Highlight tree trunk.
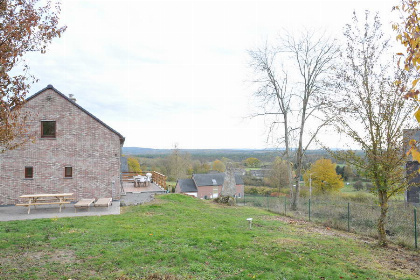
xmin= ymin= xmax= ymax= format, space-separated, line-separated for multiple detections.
xmin=377 ymin=190 xmax=389 ymax=246
xmin=291 ymin=137 xmax=304 ymax=210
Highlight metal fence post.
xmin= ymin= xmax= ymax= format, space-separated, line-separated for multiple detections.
xmin=267 ymin=195 xmax=269 ymax=210
xmin=347 ymin=202 xmax=350 ymax=232
xmin=309 ymin=198 xmax=311 ymax=221
xmin=415 ymin=208 xmax=418 ymax=249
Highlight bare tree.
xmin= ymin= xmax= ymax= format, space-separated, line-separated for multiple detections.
xmin=249 ymin=43 xmax=292 ymax=156
xmin=326 ymin=11 xmax=414 ymax=246
xmin=282 ymin=31 xmax=338 ymax=210
xmin=248 ymin=42 xmax=294 ymax=194
xmin=249 ymin=32 xmax=338 ymax=210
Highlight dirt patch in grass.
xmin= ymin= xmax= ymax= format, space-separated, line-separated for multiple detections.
xmin=0 ymin=249 xmax=79 ymax=278
xmin=269 ymin=215 xmax=420 ymax=277
xmin=15 ymin=250 xmax=77 ymax=265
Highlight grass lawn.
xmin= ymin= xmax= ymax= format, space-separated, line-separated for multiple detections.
xmin=1 ymin=194 xmax=419 ymax=279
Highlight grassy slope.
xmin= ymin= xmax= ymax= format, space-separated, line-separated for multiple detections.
xmin=0 ymin=195 xmax=419 ymax=280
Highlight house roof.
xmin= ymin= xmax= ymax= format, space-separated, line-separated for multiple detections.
xmin=26 ymin=85 xmax=125 ymax=144
xmin=192 ymin=173 xmax=244 ymax=187
xmin=177 ymin=179 xmax=197 ymax=192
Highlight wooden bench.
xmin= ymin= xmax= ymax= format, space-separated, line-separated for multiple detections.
xmin=74 ymin=198 xmax=95 ymax=212
xmin=95 ymin=197 xmax=112 ymax=208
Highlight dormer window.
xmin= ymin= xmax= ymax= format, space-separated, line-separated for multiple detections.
xmin=212 ymin=179 xmax=217 ymax=185
xmin=41 ymin=121 xmax=56 ymax=138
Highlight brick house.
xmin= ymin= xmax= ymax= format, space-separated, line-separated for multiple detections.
xmin=176 ymin=173 xmax=244 ymax=199
xmin=0 ymin=85 xmax=125 ymax=205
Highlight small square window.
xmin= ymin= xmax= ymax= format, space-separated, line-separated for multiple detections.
xmin=25 ymin=166 xmax=33 ymax=179
xmin=65 ymin=167 xmax=72 ymax=178
xmin=41 ymin=121 xmax=56 ymax=138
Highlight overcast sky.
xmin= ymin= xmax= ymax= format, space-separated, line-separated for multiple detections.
xmin=24 ymin=0 xmax=399 ymax=149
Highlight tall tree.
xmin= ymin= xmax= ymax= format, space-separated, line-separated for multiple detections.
xmin=248 ymin=32 xmax=337 ymax=210
xmin=281 ymin=31 xmax=338 ymax=210
xmin=0 ymin=0 xmax=66 ymax=152
xmin=248 ymin=43 xmax=294 ymax=194
xmin=326 ymin=11 xmax=414 ymax=246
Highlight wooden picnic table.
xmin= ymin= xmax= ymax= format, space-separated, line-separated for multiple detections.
xmin=17 ymin=193 xmax=74 ymax=214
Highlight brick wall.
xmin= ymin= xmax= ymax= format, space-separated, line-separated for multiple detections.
xmin=197 ymin=185 xmax=244 ymax=199
xmin=0 ymin=88 xmax=123 ymax=205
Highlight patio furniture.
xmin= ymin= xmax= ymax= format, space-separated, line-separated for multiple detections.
xmin=74 ymin=198 xmax=95 ymax=212
xmin=134 ymin=175 xmax=147 ymax=187
xmin=95 ymin=197 xmax=112 ymax=208
xmin=146 ymin=173 xmax=152 ymax=186
xmin=16 ymin=193 xmax=74 ymax=214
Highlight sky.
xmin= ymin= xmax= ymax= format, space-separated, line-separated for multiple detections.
xmin=24 ymin=0 xmax=400 ymax=149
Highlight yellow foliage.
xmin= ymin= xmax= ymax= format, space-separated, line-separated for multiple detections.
xmin=127 ymin=157 xmax=142 ymax=173
xmin=212 ymin=159 xmax=226 ymax=172
xmin=303 ymin=159 xmax=344 ymax=195
xmin=407 ymin=140 xmax=420 ymax=167
xmin=415 ymin=108 xmax=420 ymax=123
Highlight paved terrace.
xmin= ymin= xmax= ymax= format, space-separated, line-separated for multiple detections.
xmin=0 ymin=201 xmax=120 ymax=222
xmin=122 ymin=181 xmax=167 ymax=194
xmin=0 ymin=182 xmax=166 ymax=222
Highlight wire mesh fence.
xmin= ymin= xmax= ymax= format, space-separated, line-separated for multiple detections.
xmin=237 ymin=194 xmax=420 ymax=249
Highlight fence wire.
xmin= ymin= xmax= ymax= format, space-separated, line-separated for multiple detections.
xmin=237 ymin=194 xmax=420 ymax=249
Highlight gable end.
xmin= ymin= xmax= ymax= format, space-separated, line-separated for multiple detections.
xmin=27 ymin=85 xmax=125 ymax=144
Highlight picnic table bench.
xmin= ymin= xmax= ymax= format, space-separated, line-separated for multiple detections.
xmin=16 ymin=193 xmax=74 ymax=214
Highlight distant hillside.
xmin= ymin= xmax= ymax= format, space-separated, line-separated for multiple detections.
xmin=122 ymin=147 xmax=280 ymax=156
xmin=121 ymin=147 xmax=341 ymax=162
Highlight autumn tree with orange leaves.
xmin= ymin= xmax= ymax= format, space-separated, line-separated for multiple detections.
xmin=0 ymin=0 xmax=66 ymax=152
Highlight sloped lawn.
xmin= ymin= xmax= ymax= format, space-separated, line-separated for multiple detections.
xmin=1 ymin=194 xmax=419 ymax=279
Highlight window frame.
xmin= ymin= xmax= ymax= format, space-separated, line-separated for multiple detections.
xmin=64 ymin=166 xmax=73 ymax=178
xmin=41 ymin=120 xmax=56 ymax=138
xmin=25 ymin=166 xmax=33 ymax=179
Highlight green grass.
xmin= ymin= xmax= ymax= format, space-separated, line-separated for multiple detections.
xmin=0 ymin=194 xmax=418 ymax=279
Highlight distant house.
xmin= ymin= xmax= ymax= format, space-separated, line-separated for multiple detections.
xmin=175 ymin=173 xmax=244 ymax=199
xmin=0 ymin=85 xmax=125 ymax=205
xmin=249 ymin=169 xmax=270 ymax=179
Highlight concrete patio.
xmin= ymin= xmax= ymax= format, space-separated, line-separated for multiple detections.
xmin=122 ymin=181 xmax=167 ymax=194
xmin=0 ymin=201 xmax=120 ymax=222
xmin=0 ymin=182 xmax=167 ymax=222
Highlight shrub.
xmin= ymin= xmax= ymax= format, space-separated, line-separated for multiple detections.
xmin=353 ymin=180 xmax=364 ymax=191
xmin=243 ymin=175 xmax=265 ymax=186
xmin=244 ymin=186 xmax=259 ymax=194
xmin=347 ymin=192 xmax=373 ymax=203
xmin=257 ymin=187 xmax=273 ymax=196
